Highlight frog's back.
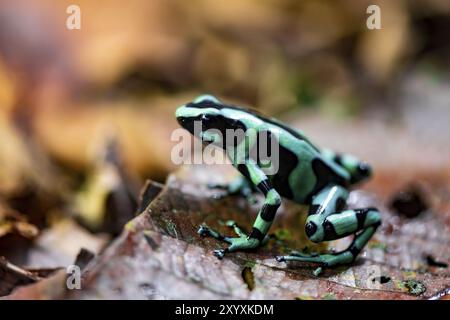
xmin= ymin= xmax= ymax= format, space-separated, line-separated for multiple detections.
xmin=264 ymin=123 xmax=349 ymax=203
xmin=220 ymin=107 xmax=350 ymax=203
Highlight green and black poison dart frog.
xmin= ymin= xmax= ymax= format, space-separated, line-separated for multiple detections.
xmin=175 ymin=95 xmax=381 ymax=274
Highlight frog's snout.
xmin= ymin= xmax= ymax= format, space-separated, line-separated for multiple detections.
xmin=175 ymin=105 xmax=186 ymax=119
xmin=175 ymin=105 xmax=191 ymax=130
xmin=175 ymin=105 xmax=191 ymax=127
xmin=176 ymin=115 xmax=186 ymax=127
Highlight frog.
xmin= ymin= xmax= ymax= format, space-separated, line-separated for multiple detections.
xmin=175 ymin=94 xmax=381 ymax=273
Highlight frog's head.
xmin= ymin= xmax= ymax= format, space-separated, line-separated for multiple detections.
xmin=176 ymin=95 xmax=229 ymax=145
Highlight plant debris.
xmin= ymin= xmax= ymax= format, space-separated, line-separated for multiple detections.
xmin=241 ymin=266 xmax=255 ymax=291
xmin=0 ymin=257 xmax=43 ymax=296
xmin=400 ymin=280 xmax=427 ymax=296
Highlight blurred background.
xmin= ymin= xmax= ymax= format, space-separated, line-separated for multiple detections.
xmin=0 ymin=0 xmax=450 ymax=275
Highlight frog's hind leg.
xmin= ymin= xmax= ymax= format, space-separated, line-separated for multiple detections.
xmin=276 ymin=184 xmax=381 ymax=272
xmin=277 ymin=224 xmax=379 ymax=274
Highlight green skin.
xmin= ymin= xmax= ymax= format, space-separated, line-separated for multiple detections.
xmin=176 ymin=95 xmax=381 ymax=274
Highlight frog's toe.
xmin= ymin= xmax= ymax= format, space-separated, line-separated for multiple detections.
xmin=207 ymin=182 xmax=227 ymax=190
xmin=212 ymin=193 xmax=226 ymax=200
xmin=275 ymin=253 xmax=325 ymax=265
xmin=213 ymin=249 xmax=228 ymax=259
xmin=197 ymin=225 xmax=211 ymax=237
xmin=197 ymin=224 xmax=231 ymax=244
xmin=289 ymin=250 xmax=319 ymax=258
xmin=313 ymin=267 xmax=324 ymax=277
xmin=225 ymin=220 xmax=236 ymax=227
xmin=288 ymin=250 xmax=305 ymax=257
xmin=207 ymin=183 xmax=229 ymax=200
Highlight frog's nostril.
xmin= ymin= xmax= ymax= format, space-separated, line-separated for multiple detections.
xmin=305 ymin=221 xmax=317 ymax=238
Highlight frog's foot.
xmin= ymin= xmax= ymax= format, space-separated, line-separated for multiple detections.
xmin=276 ymin=250 xmax=354 ymax=267
xmin=276 ymin=250 xmax=354 ymax=276
xmin=197 ymin=220 xmax=263 ymax=259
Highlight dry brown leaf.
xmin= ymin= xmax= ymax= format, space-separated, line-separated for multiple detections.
xmin=0 ymin=201 xmax=38 ymax=239
xmin=74 ymin=135 xmax=138 ymax=233
xmin=34 ymin=96 xmax=187 ymax=177
xmin=8 ymin=165 xmax=443 ymax=299
xmin=24 ymin=218 xmax=108 ymax=269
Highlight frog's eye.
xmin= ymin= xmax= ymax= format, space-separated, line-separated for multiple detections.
xmin=194 ymin=94 xmax=221 ymax=104
xmin=201 ymin=113 xmax=218 ymax=125
xmin=200 ymin=113 xmax=221 ymax=130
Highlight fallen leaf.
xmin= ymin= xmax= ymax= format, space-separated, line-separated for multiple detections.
xmin=40 ymin=165 xmax=449 ymax=300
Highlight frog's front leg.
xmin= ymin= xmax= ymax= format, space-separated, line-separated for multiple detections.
xmin=277 ymin=184 xmax=381 ymax=273
xmin=198 ymin=220 xmax=269 ymax=258
xmin=198 ymin=160 xmax=281 ymax=259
